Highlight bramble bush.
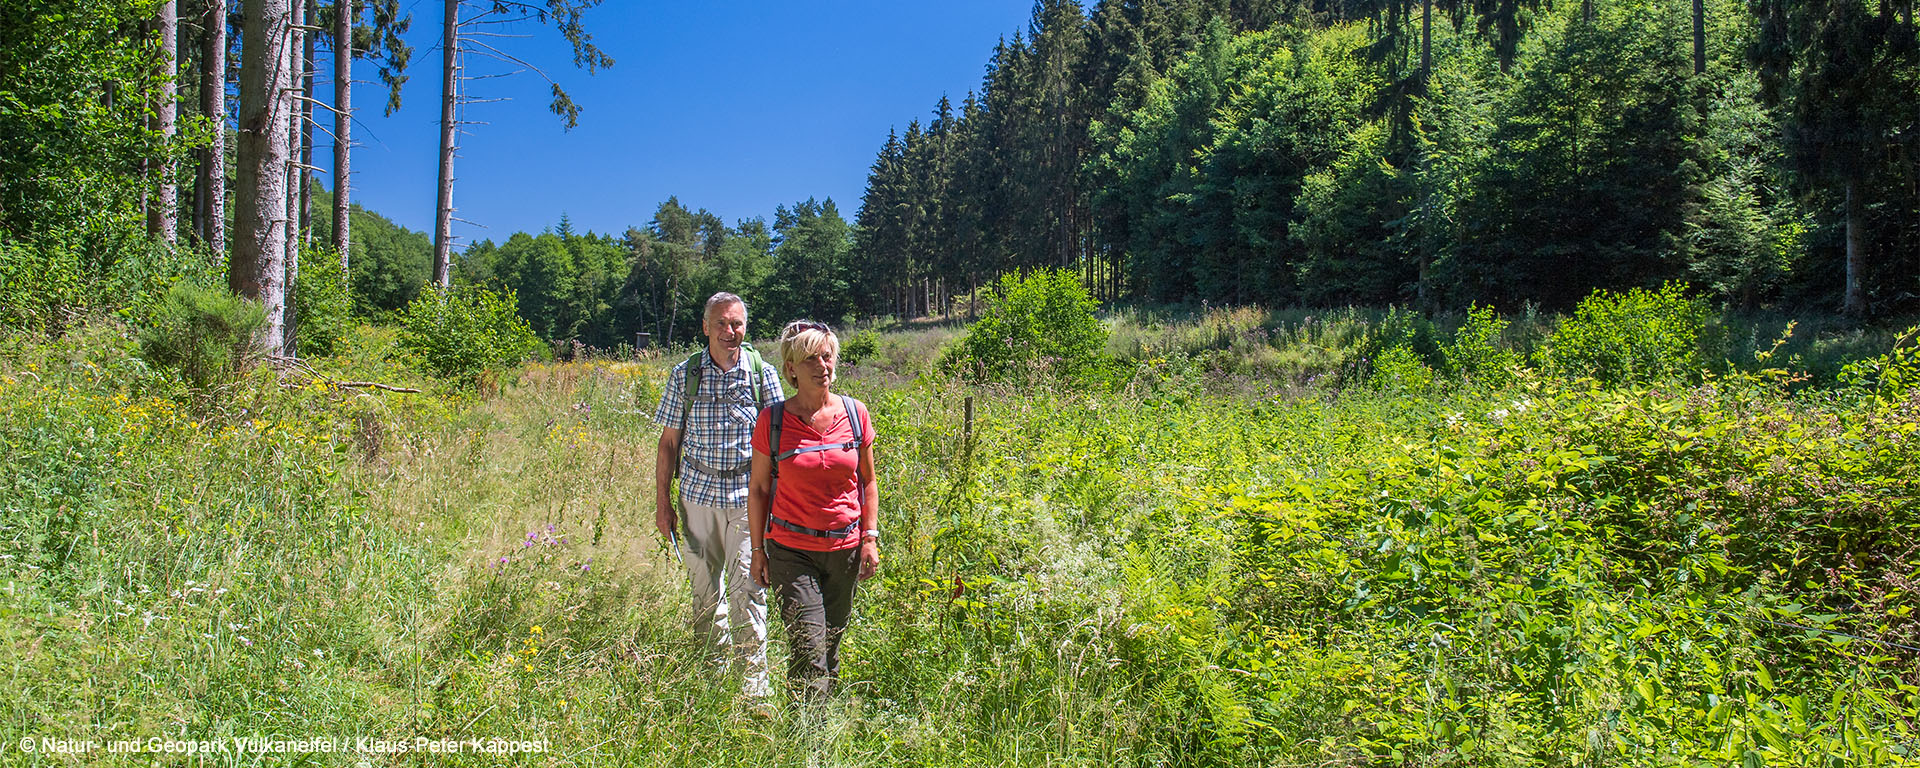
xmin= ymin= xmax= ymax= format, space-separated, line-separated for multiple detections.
xmin=941 ymin=268 xmax=1107 ymax=382
xmin=136 ymin=281 xmax=267 ymax=395
xmin=397 ymin=284 xmax=542 ymax=385
xmin=1539 ymin=282 xmax=1713 ymax=385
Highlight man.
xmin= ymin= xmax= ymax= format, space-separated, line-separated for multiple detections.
xmin=653 ymin=292 xmax=784 ymax=699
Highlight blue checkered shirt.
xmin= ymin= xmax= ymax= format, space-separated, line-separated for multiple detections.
xmin=653 ymin=350 xmax=785 ymax=508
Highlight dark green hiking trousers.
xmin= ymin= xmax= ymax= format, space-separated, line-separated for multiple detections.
xmin=765 ymin=539 xmax=860 ymax=699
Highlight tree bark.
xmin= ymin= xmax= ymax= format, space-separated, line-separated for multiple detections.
xmin=434 ymin=0 xmax=459 ymax=288
xmin=1843 ymin=174 xmax=1867 ymax=318
xmin=150 ymin=0 xmax=180 ymax=243
xmin=197 ymin=0 xmax=227 ymax=256
xmin=284 ymin=0 xmax=306 ymax=356
xmin=234 ymin=0 xmax=294 ymax=352
xmin=299 ymin=0 xmax=315 ymax=246
xmin=333 ymin=0 xmax=351 ymax=269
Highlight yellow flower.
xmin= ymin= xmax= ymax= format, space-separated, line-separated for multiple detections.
xmin=530 ymin=625 xmax=543 ymax=635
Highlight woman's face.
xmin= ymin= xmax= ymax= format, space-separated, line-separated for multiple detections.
xmin=789 ymin=345 xmax=837 ymax=392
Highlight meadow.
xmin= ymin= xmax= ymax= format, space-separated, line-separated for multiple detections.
xmin=1 ymin=294 xmax=1916 ymax=766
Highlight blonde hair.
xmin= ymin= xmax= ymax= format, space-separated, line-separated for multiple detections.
xmin=778 ymin=320 xmax=839 ymax=387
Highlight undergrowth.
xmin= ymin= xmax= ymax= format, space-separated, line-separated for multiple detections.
xmin=0 ymin=308 xmax=1915 ymax=766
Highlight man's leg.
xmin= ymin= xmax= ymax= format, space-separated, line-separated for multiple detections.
xmin=722 ymin=505 xmax=772 ymax=698
xmin=677 ymin=498 xmax=730 ymax=657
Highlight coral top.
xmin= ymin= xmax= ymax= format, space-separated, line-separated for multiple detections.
xmin=752 ymin=398 xmax=875 ymax=552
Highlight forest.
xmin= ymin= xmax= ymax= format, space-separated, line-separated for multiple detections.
xmin=6 ymin=1 xmax=1919 ymax=350
xmin=3 ymin=0 xmax=1920 ymax=765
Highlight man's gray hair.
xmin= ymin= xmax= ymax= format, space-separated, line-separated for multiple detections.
xmin=705 ymin=292 xmax=747 ymax=319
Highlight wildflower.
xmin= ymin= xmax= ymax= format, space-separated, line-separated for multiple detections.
xmin=499 ymin=556 xmax=509 ymax=565
xmin=531 ymin=625 xmax=543 ymax=635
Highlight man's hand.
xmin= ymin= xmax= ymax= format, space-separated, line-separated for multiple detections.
xmin=655 ymin=504 xmax=676 ymax=539
xmin=751 ymin=549 xmax=770 ymax=588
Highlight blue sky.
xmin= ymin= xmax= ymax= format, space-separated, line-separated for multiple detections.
xmin=321 ymin=1 xmax=1039 ymax=246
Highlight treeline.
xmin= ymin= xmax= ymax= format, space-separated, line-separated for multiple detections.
xmin=851 ymin=0 xmax=1920 ymax=317
xmin=446 ymin=197 xmax=854 ymax=348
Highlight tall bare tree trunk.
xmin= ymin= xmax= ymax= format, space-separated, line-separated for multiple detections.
xmin=433 ymin=0 xmax=459 ymax=288
xmin=299 ymin=0 xmax=315 ymax=246
xmin=283 ymin=0 xmax=306 ymax=356
xmin=1692 ymin=0 xmax=1706 ymax=74
xmin=151 ymin=1 xmax=180 ymax=243
xmin=234 ymin=0 xmax=294 ymax=352
xmin=198 ymin=0 xmax=227 ymax=257
xmin=1843 ymin=174 xmax=1867 ymax=318
xmin=333 ymin=0 xmax=351 ymax=270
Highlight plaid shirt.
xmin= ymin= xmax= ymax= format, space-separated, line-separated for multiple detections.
xmin=653 ymin=349 xmax=785 ymax=508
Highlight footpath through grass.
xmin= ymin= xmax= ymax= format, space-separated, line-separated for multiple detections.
xmin=1 ymin=320 xmax=1916 ymax=766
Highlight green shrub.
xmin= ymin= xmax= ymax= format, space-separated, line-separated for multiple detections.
xmin=1447 ymin=304 xmax=1523 ymax=387
xmin=397 ymin=284 xmax=541 ymax=384
xmin=1838 ymin=326 xmax=1920 ymax=404
xmin=839 ymin=328 xmax=879 ymax=365
xmin=941 ymin=269 xmax=1107 ymax=382
xmin=136 ymin=281 xmax=267 ymax=393
xmin=1337 ymin=307 xmax=1443 ymax=388
xmin=1539 ymin=283 xmax=1712 ymax=385
xmin=293 ymin=255 xmax=353 ymax=358
xmin=1369 ymin=344 xmax=1435 ymax=391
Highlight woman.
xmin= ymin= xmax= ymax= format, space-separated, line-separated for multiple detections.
xmin=748 ymin=320 xmax=880 ymax=699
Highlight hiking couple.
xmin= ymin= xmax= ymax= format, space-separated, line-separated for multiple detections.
xmin=651 ymin=292 xmax=880 ymax=704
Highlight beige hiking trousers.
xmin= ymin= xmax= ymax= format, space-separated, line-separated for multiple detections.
xmin=677 ymin=498 xmax=771 ymax=698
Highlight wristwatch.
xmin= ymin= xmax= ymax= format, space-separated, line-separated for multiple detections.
xmin=861 ymin=529 xmax=880 ymax=543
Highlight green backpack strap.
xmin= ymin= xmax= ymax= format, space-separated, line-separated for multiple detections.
xmin=741 ymin=343 xmax=768 ymax=407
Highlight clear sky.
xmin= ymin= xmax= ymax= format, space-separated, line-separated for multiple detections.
xmin=319 ymin=1 xmax=1040 ymax=247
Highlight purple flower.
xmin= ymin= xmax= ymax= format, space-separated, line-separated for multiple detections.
xmin=499 ymin=556 xmax=509 ymax=565
xmin=546 ymin=524 xmax=556 ymax=533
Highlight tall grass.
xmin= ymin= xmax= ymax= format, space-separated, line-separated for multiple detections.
xmin=2 ymin=314 xmax=1915 ymax=766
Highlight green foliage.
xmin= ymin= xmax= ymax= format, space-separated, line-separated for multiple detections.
xmin=293 ymin=257 xmax=353 ymax=358
xmin=136 ymin=281 xmax=267 ymax=394
xmin=1368 ymin=344 xmax=1435 ymax=391
xmin=759 ymin=198 xmax=856 ymax=329
xmin=942 ymin=269 xmax=1108 ymax=382
xmin=1540 ymin=283 xmax=1713 ymax=385
xmin=1338 ymin=307 xmax=1444 ymax=388
xmin=1839 ymin=326 xmax=1920 ymax=404
xmin=396 ymin=284 xmax=541 ymax=384
xmin=1446 ymin=304 xmax=1523 ymax=387
xmin=839 ymin=328 xmax=879 ymax=366
xmin=0 ymin=0 xmax=181 ymax=246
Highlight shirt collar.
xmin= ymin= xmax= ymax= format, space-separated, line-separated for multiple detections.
xmin=703 ymin=348 xmax=746 ymax=374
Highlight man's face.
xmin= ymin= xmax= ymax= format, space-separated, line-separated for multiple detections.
xmin=703 ymin=301 xmax=747 ymax=352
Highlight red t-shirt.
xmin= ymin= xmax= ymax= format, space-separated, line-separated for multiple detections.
xmin=752 ymin=397 xmax=875 ymax=552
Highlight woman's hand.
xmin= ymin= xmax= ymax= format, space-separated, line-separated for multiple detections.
xmin=858 ymin=540 xmax=880 ymax=581
xmin=751 ymin=548 xmax=770 ymax=588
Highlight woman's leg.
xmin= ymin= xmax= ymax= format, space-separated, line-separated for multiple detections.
xmin=766 ymin=540 xmax=832 ymax=699
xmin=817 ymin=546 xmax=860 ymax=685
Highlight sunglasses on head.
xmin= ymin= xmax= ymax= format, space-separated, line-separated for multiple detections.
xmin=789 ymin=321 xmax=831 ymax=336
